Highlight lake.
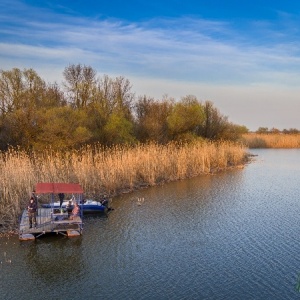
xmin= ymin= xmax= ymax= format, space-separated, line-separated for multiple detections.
xmin=1 ymin=149 xmax=300 ymax=299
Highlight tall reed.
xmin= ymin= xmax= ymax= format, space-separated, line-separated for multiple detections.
xmin=241 ymin=133 xmax=300 ymax=148
xmin=0 ymin=141 xmax=248 ymax=233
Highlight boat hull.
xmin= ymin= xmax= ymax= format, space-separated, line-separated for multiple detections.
xmin=41 ymin=200 xmax=107 ymax=213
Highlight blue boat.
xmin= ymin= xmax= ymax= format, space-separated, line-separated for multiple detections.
xmin=41 ymin=199 xmax=108 ymax=213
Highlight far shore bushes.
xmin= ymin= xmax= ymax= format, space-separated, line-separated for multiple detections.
xmin=241 ymin=133 xmax=300 ymax=148
xmin=0 ymin=141 xmax=248 ymax=234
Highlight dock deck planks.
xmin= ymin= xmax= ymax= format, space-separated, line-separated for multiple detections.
xmin=19 ymin=208 xmax=83 ymax=240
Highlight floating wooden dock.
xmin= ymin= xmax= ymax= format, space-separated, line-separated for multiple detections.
xmin=19 ymin=208 xmax=83 ymax=241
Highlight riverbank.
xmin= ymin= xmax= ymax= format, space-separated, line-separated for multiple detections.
xmin=241 ymin=133 xmax=300 ymax=148
xmin=0 ymin=141 xmax=248 ymax=234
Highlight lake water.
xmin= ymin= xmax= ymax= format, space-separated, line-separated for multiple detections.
xmin=1 ymin=149 xmax=300 ymax=299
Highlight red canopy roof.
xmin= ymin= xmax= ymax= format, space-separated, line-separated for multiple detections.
xmin=35 ymin=183 xmax=84 ymax=194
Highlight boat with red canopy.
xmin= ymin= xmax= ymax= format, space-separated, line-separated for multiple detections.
xmin=19 ymin=182 xmax=84 ymax=240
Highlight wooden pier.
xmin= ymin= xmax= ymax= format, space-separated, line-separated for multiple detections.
xmin=19 ymin=207 xmax=83 ymax=241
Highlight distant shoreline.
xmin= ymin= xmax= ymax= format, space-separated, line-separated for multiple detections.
xmin=241 ymin=133 xmax=300 ymax=148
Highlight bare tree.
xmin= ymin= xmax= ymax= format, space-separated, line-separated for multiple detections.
xmin=0 ymin=68 xmax=24 ymax=114
xmin=198 ymin=100 xmax=229 ymax=139
xmin=135 ymin=96 xmax=173 ymax=143
xmin=63 ymin=64 xmax=97 ymax=108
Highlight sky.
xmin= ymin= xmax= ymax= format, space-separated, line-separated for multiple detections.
xmin=1 ymin=0 xmax=300 ymax=131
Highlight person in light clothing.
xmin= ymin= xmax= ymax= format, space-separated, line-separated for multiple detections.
xmin=70 ymin=202 xmax=80 ymax=219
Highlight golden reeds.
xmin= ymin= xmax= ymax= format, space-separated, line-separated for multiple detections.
xmin=241 ymin=133 xmax=300 ymax=148
xmin=0 ymin=141 xmax=248 ymax=233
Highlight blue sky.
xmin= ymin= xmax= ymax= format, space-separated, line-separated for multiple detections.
xmin=1 ymin=0 xmax=300 ymax=130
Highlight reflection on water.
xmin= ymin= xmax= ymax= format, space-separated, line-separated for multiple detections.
xmin=2 ymin=149 xmax=300 ymax=299
xmin=21 ymin=236 xmax=83 ymax=283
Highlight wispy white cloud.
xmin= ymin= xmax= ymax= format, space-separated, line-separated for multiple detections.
xmin=1 ymin=0 xmax=300 ymax=129
xmin=1 ymin=5 xmax=300 ymax=84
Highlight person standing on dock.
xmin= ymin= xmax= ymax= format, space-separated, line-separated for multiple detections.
xmin=32 ymin=190 xmax=38 ymax=216
xmin=27 ymin=197 xmax=37 ymax=228
xmin=58 ymin=193 xmax=65 ymax=208
xmin=66 ymin=200 xmax=73 ymax=217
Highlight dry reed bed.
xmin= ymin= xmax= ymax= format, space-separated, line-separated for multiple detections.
xmin=242 ymin=134 xmax=300 ymax=148
xmin=0 ymin=141 xmax=248 ymax=233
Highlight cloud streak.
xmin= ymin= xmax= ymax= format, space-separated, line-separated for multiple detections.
xmin=1 ymin=1 xmax=300 ymax=81
xmin=1 ymin=0 xmax=300 ymax=129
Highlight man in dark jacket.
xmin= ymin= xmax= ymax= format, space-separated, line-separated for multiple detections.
xmin=32 ymin=190 xmax=38 ymax=216
xmin=27 ymin=197 xmax=37 ymax=228
xmin=58 ymin=193 xmax=65 ymax=208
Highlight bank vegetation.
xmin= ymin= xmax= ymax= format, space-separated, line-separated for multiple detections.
xmin=0 ymin=141 xmax=247 ymax=233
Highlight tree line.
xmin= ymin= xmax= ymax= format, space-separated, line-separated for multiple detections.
xmin=0 ymin=64 xmax=248 ymax=151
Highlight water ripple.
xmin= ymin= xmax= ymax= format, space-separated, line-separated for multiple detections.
xmin=2 ymin=150 xmax=300 ymax=299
